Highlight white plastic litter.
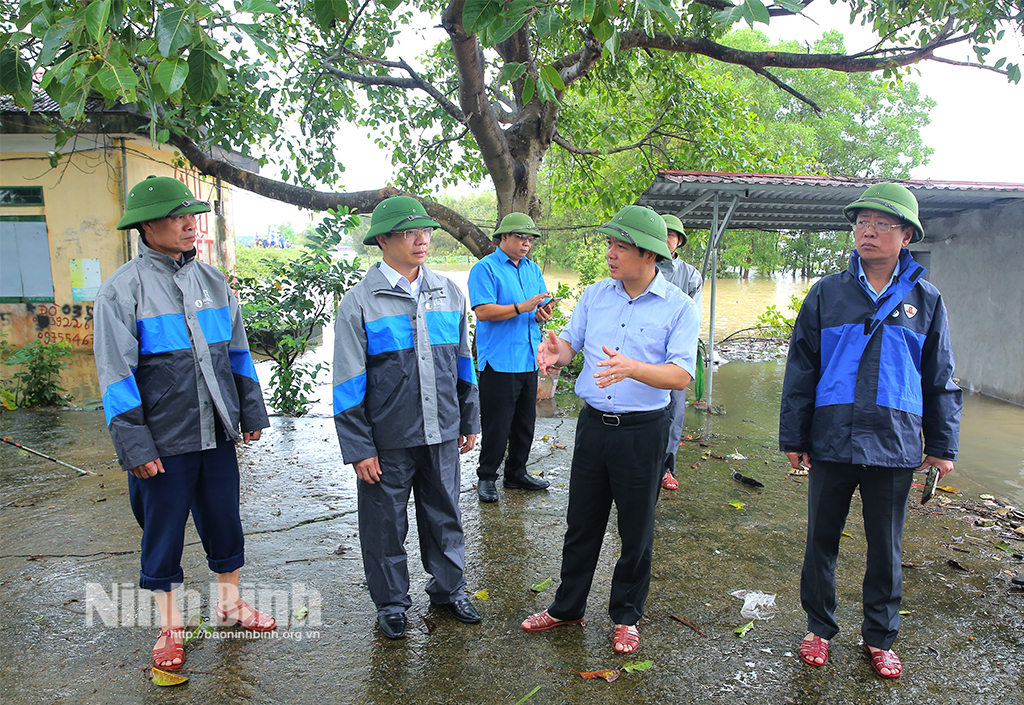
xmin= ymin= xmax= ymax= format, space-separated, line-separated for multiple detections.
xmin=730 ymin=590 xmax=778 ymax=620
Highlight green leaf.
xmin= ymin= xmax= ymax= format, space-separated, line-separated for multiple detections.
xmin=1008 ymin=63 xmax=1021 ymax=84
xmin=535 ymin=10 xmax=562 ymax=37
xmin=238 ymin=24 xmax=279 ymax=60
xmin=570 ymin=0 xmax=596 ymax=21
xmin=605 ymin=27 xmax=619 ymax=61
xmin=775 ymin=0 xmax=805 ymax=11
xmin=0 ymin=48 xmax=33 ymax=93
xmin=239 ymin=0 xmax=283 ymax=14
xmin=185 ymin=50 xmax=219 ymax=103
xmin=728 ymin=500 xmax=745 ymax=509
xmin=590 ymin=19 xmax=612 ymax=43
xmin=541 ymin=64 xmax=564 ymax=91
xmin=59 ymin=85 xmax=88 ymax=120
xmin=38 ymin=18 xmax=76 ymax=68
xmin=313 ymin=0 xmax=349 ymax=32
xmin=84 ymin=0 xmax=111 ymax=43
xmin=492 ymin=13 xmax=530 ymax=44
xmin=535 ymin=76 xmax=556 ymax=103
xmin=380 ymin=0 xmax=403 ymax=9
xmin=622 ymin=659 xmax=654 ymax=673
xmin=747 ymin=0 xmax=770 ymax=24
xmin=98 ymin=64 xmax=138 ymax=99
xmin=499 ymin=61 xmax=527 ymax=85
xmin=734 ymin=620 xmax=754 ymax=637
xmin=156 ymin=8 xmax=192 ymax=57
xmin=154 ymin=56 xmax=189 ymax=95
xmin=463 ymin=0 xmax=498 ymax=34
xmin=530 ymin=577 xmax=553 ymax=592
xmin=521 ymin=75 xmax=535 ymax=103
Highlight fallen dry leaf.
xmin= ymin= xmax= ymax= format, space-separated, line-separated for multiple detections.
xmin=150 ymin=667 xmax=188 ymax=686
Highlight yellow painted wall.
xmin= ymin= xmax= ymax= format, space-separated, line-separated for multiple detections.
xmin=1 ymin=133 xmax=235 ymax=403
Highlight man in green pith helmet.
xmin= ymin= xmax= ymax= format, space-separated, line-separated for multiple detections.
xmin=657 ymin=213 xmax=704 ymax=491
xmin=94 ymin=175 xmax=274 ymax=673
xmin=468 ymin=213 xmax=553 ymax=503
xmin=780 ymin=182 xmax=961 ymax=679
xmin=521 ymin=205 xmax=699 ymax=655
xmin=332 ymin=195 xmax=482 ymax=640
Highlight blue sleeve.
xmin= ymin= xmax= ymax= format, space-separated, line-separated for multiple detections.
xmin=468 ymin=259 xmax=497 ymax=308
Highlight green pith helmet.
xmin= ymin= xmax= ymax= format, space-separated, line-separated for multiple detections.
xmin=492 ymin=212 xmax=542 ymax=242
xmin=116 ymin=175 xmax=211 ymax=230
xmin=597 ymin=205 xmax=671 ymax=260
xmin=363 ymin=196 xmax=441 ymax=246
xmin=661 ymin=213 xmax=688 ymax=248
xmin=843 ymin=182 xmax=924 ymax=243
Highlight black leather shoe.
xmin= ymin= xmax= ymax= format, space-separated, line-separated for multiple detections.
xmin=477 ymin=480 xmax=498 ymax=502
xmin=437 ymin=598 xmax=482 ymax=624
xmin=504 ymin=473 xmax=550 ymax=491
xmin=377 ymin=613 xmax=407 ymax=639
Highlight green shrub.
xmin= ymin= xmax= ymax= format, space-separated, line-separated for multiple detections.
xmin=1 ymin=337 xmax=73 ymax=408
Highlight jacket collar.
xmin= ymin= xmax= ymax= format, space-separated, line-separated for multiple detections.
xmin=138 ymin=236 xmax=196 ymax=273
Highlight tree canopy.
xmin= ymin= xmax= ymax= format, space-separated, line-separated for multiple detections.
xmin=2 ymin=0 xmax=1021 ymax=256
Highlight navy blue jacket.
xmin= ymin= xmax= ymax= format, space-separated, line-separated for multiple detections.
xmin=779 ymin=250 xmax=961 ymax=468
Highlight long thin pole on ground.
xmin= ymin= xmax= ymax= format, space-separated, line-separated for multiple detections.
xmin=1 ymin=437 xmax=96 ymax=476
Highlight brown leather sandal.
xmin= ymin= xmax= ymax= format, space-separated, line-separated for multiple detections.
xmin=521 ymin=610 xmax=583 ymax=632
xmin=799 ymin=634 xmax=829 ymax=667
xmin=612 ymin=624 xmax=640 ymax=654
xmin=152 ymin=627 xmax=186 ymax=670
xmin=216 ymin=600 xmax=276 ymax=631
xmin=863 ymin=642 xmax=902 ymax=678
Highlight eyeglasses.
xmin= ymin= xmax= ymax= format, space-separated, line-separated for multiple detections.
xmin=510 ymin=233 xmax=537 ymax=242
xmin=393 ymin=227 xmax=434 ymax=240
xmin=853 ymin=221 xmax=905 ymax=234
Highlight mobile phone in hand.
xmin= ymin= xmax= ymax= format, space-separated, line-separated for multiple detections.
xmin=921 ymin=466 xmax=939 ymax=504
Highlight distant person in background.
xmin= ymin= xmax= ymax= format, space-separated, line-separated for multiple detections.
xmin=779 ymin=183 xmax=961 ymax=679
xmin=469 ymin=213 xmax=553 ymax=503
xmin=657 ymin=214 xmax=703 ymax=491
xmin=333 ymin=195 xmax=481 ymax=640
xmin=522 ymin=205 xmax=699 ymax=655
xmin=94 ymin=175 xmax=274 ymax=672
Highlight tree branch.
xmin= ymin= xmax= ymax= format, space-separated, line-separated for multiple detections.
xmin=324 ymin=54 xmax=466 ymax=123
xmin=441 ymin=0 xmax=515 ymax=207
xmin=552 ymin=121 xmax=668 ymax=156
xmin=618 ymin=30 xmax=949 ymax=73
xmin=750 ymin=66 xmax=822 ymax=114
xmin=165 ymin=132 xmax=492 ymax=257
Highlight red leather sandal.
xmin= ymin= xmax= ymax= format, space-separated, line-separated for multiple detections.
xmin=152 ymin=627 xmax=186 ymax=670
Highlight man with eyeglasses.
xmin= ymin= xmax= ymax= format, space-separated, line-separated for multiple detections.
xmin=468 ymin=213 xmax=554 ymax=503
xmin=333 ymin=195 xmax=482 ymax=640
xmin=780 ymin=183 xmax=961 ymax=679
xmin=521 ymin=205 xmax=698 ymax=655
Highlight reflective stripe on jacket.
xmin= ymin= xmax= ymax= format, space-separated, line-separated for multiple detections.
xmin=779 ymin=250 xmax=961 ymax=467
xmin=332 ymin=263 xmax=480 ymax=465
xmin=93 ymin=239 xmax=268 ymax=470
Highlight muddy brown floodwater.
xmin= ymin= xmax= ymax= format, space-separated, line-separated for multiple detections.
xmin=0 ymin=360 xmax=1021 ymax=704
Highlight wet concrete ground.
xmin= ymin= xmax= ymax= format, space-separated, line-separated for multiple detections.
xmin=1 ymin=385 xmax=1021 ymax=704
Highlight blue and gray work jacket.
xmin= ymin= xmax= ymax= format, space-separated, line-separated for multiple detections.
xmin=93 ymin=239 xmax=268 ymax=470
xmin=779 ymin=250 xmax=961 ymax=468
xmin=332 ymin=263 xmax=480 ymax=465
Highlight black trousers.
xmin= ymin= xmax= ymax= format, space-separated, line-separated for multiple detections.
xmin=801 ymin=459 xmax=914 ymax=650
xmin=476 ymin=365 xmax=538 ymax=482
xmin=547 ymin=404 xmax=669 ymax=626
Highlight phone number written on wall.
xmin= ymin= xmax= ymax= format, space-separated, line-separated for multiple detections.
xmin=28 ymin=303 xmax=94 ymax=347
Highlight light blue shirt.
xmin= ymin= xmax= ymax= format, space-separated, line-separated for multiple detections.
xmin=560 ymin=272 xmax=699 ymax=413
xmin=378 ymin=259 xmax=424 ymax=299
xmin=469 ymin=248 xmax=548 ymax=373
xmin=856 ymin=258 xmax=898 ymax=303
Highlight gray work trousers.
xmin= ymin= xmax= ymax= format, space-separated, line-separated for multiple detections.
xmin=664 ymin=388 xmax=686 ymax=472
xmin=357 ymin=440 xmax=468 ymax=616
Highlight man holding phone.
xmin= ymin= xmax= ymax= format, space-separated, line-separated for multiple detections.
xmin=469 ymin=213 xmax=553 ymax=503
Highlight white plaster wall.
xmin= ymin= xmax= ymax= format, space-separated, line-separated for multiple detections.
xmin=913 ymin=200 xmax=1024 ymax=405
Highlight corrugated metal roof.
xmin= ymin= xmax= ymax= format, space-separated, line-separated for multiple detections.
xmin=636 ymin=171 xmax=1024 ymax=237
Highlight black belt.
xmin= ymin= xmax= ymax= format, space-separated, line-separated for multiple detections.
xmin=583 ymin=404 xmax=668 ymax=427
